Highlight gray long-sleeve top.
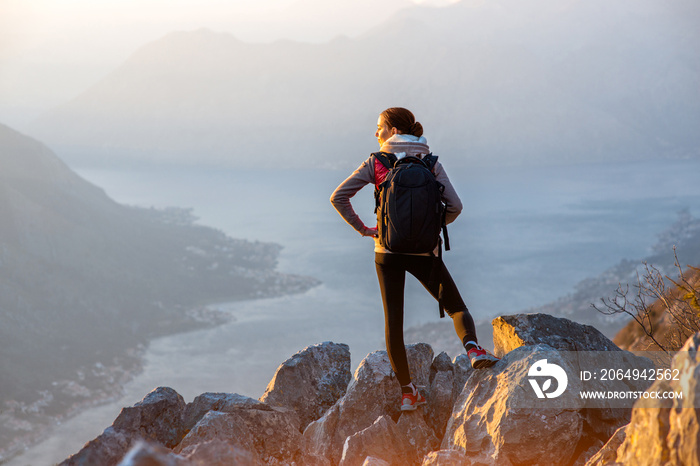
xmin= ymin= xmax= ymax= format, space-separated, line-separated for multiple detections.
xmin=330 ymin=153 xmax=463 ymax=254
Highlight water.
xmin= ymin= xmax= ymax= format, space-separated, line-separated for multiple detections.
xmin=7 ymin=158 xmax=700 ymax=465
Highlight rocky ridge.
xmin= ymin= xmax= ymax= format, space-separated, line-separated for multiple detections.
xmin=58 ymin=313 xmax=700 ymax=466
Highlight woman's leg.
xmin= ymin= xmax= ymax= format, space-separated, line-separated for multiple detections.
xmin=406 ymin=256 xmax=478 ymax=346
xmin=375 ymin=253 xmax=412 ymax=386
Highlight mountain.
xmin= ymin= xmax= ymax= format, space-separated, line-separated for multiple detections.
xmin=28 ymin=0 xmax=700 ymax=169
xmin=0 ymin=123 xmax=318 ymax=457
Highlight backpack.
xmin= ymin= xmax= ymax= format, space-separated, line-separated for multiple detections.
xmin=373 ymin=152 xmax=450 ymax=255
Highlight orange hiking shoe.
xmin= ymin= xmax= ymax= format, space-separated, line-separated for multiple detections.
xmin=467 ymin=345 xmax=500 ymax=369
xmin=400 ymin=385 xmax=427 ymax=411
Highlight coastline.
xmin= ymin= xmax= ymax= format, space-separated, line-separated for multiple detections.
xmin=0 ymin=289 xmax=318 ymax=465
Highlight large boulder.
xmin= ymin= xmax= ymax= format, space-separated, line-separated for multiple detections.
xmin=395 ymin=411 xmax=440 ymax=463
xmin=614 ymin=332 xmax=700 ymax=466
xmin=260 ymin=341 xmax=352 ymax=430
xmin=175 ymin=411 xmax=258 ymax=459
xmin=584 ymin=424 xmax=627 ymax=466
xmin=339 ymin=415 xmax=412 ymax=466
xmin=491 ymin=313 xmax=655 ymax=441
xmin=492 ymin=313 xmax=621 ymax=356
xmin=111 ymin=387 xmax=187 ymax=448
xmin=338 ymin=412 xmax=439 ymax=466
xmin=177 ymin=404 xmax=301 ymax=464
xmin=303 ymin=343 xmax=434 ymax=465
xmin=443 ymin=344 xmax=585 ymax=466
xmin=180 ymin=439 xmax=259 ymax=466
xmin=425 ymin=352 xmax=455 ymax=440
xmin=60 ymin=387 xmax=187 ymax=466
xmin=60 ymin=427 xmax=134 ymax=466
xmin=117 ymin=441 xmax=187 ymax=466
xmin=421 ymin=449 xmax=469 ymax=465
xmin=441 ymin=313 xmax=666 ymax=465
xmin=451 ymin=354 xmax=473 ymax=400
xmin=182 ymin=392 xmax=272 ymax=431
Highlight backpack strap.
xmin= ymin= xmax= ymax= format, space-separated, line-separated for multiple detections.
xmin=422 ymin=153 xmax=439 ymax=171
xmin=372 ymin=152 xmax=396 ymax=213
xmin=372 ymin=151 xmax=396 ymax=170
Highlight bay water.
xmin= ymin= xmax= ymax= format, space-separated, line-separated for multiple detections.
xmin=7 ymin=158 xmax=700 ymax=465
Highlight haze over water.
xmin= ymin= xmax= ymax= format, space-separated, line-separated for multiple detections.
xmin=7 ymin=157 xmax=700 ymax=466
xmin=2 ymin=1 xmax=699 ymax=464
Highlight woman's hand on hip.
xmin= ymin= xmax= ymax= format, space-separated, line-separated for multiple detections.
xmin=362 ymin=226 xmax=378 ymax=237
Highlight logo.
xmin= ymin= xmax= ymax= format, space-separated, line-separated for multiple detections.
xmin=528 ymin=359 xmax=568 ymax=399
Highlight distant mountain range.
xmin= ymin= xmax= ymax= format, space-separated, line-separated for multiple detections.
xmin=0 ymin=123 xmax=318 ymax=458
xmin=27 ymin=0 xmax=700 ymax=169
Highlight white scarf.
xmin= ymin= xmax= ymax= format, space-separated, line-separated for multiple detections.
xmin=379 ymin=134 xmax=430 ymax=159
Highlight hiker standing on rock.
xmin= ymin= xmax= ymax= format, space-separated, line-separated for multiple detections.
xmin=330 ymin=107 xmax=499 ymax=411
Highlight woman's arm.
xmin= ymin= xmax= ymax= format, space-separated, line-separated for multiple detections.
xmin=433 ymin=162 xmax=463 ymax=225
xmin=330 ymin=157 xmax=377 ymax=236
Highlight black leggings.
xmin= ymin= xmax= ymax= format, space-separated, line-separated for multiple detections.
xmin=375 ymin=252 xmax=478 ymax=386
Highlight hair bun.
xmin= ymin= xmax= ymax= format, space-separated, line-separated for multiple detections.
xmin=411 ymin=122 xmax=424 ymax=137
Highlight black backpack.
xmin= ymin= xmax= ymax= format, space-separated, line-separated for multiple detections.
xmin=373 ymin=152 xmax=450 ymax=255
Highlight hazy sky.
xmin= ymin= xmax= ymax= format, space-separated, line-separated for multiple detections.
xmin=0 ymin=0 xmax=460 ymax=126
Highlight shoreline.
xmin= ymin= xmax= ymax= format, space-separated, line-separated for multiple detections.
xmin=0 ymin=299 xmax=280 ymax=465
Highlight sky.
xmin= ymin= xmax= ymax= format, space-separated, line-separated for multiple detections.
xmin=0 ymin=0 xmax=460 ymax=126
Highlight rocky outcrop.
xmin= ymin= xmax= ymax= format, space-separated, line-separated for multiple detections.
xmin=421 ymin=449 xmax=469 ymax=465
xmin=175 ymin=411 xmax=259 ymax=460
xmin=303 ymin=343 xmax=434 ymax=464
xmin=492 ymin=313 xmax=621 ymax=356
xmin=117 ymin=441 xmax=186 ymax=466
xmin=609 ymin=332 xmax=700 ymax=466
xmin=584 ymin=425 xmax=627 ymax=466
xmin=260 ymin=341 xmax=351 ymax=430
xmin=61 ymin=387 xmax=187 ymax=466
xmin=181 ymin=392 xmax=272 ymax=432
xmin=180 ymin=405 xmax=301 ymax=464
xmin=442 ymin=314 xmax=656 ymax=466
xmin=59 ymin=317 xmax=700 ymax=466
xmin=444 ymin=344 xmax=585 ymax=465
xmin=339 ymin=415 xmax=413 ymax=466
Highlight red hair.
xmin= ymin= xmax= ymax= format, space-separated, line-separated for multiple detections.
xmin=380 ymin=107 xmax=423 ymax=137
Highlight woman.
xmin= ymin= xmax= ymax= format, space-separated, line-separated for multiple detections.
xmin=330 ymin=107 xmax=499 ymax=411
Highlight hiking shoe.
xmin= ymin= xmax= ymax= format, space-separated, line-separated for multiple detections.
xmin=400 ymin=389 xmax=427 ymax=411
xmin=467 ymin=345 xmax=500 ymax=369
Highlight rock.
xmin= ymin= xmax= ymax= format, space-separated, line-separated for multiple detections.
xmin=426 ymin=352 xmax=455 ymax=440
xmin=615 ymin=332 xmax=700 ymax=466
xmin=493 ymin=313 xmax=655 ymax=443
xmin=180 ymin=439 xmax=259 ymax=466
xmin=362 ymin=457 xmax=390 ymax=466
xmin=303 ymin=403 xmax=342 ymax=463
xmin=584 ymin=424 xmax=626 ymax=466
xmin=571 ymin=439 xmax=604 ymax=466
xmin=182 ymin=392 xmax=271 ymax=431
xmin=60 ymin=427 xmax=133 ymax=466
xmin=451 ymin=354 xmax=473 ymax=400
xmin=396 ymin=411 xmax=440 ymax=463
xmin=112 ymin=387 xmax=187 ymax=448
xmin=117 ymin=441 xmax=187 ymax=466
xmin=339 ymin=415 xmax=411 ymax=466
xmin=300 ymin=452 xmax=333 ymax=466
xmin=60 ymin=387 xmax=187 ymax=466
xmin=260 ymin=341 xmax=352 ymax=430
xmin=304 ymin=344 xmax=434 ymax=465
xmin=177 ymin=403 xmax=302 ymax=464
xmin=175 ymin=411 xmax=258 ymax=460
xmin=227 ymin=405 xmax=302 ymax=463
xmin=443 ymin=345 xmax=585 ymax=466
xmin=421 ymin=449 xmax=470 ymax=465
xmin=492 ymin=313 xmax=621 ymax=356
